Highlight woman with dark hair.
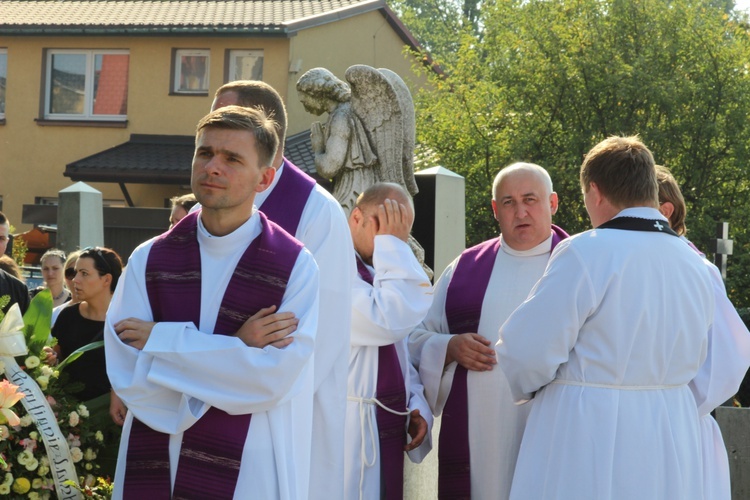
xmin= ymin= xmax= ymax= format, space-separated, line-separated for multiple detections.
xmin=52 ymin=247 xmax=123 ymax=401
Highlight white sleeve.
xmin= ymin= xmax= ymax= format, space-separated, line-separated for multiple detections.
xmin=689 ymin=262 xmax=750 ymax=415
xmin=497 ymin=242 xmax=595 ymax=403
xmin=142 ymin=249 xmax=319 ymax=415
xmin=407 ymin=260 xmax=457 ymax=416
xmin=351 ymin=235 xmax=433 ymax=347
xmin=105 ymin=240 xmax=205 ymax=434
xmin=298 ymin=192 xmax=355 ymax=392
xmin=405 ymin=343 xmax=434 ymax=464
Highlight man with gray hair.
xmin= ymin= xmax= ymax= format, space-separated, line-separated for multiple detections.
xmin=409 ymin=162 xmax=568 ymax=499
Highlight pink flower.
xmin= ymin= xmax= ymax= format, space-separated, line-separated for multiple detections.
xmin=0 ymin=381 xmax=24 ymax=427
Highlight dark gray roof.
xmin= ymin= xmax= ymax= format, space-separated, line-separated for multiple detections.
xmin=64 ymin=132 xmax=321 ymax=184
xmin=0 ymin=0 xmax=386 ymax=36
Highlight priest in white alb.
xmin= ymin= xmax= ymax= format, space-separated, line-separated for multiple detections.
xmin=105 ymin=106 xmax=319 ymax=500
xmin=497 ymin=136 xmax=715 ymax=499
xmin=345 ymin=182 xmax=433 ymax=500
xmin=408 ymin=163 xmax=568 ymax=499
xmin=211 ymin=81 xmax=354 ymax=500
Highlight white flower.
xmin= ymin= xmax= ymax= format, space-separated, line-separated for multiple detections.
xmin=68 ymin=411 xmax=79 ymax=427
xmin=2 ymin=473 xmax=12 ymax=486
xmin=28 ymin=492 xmax=40 ymax=500
xmin=77 ymin=405 xmax=89 ymax=418
xmin=31 ymin=478 xmax=42 ymax=489
xmin=70 ymin=447 xmax=83 ymax=463
xmin=83 ymin=448 xmax=96 ymax=461
xmin=19 ymin=415 xmax=32 ymax=427
xmin=84 ymin=463 xmax=92 ymax=471
xmin=25 ymin=458 xmax=38 ymax=471
xmin=35 ymin=376 xmax=48 ymax=391
xmin=17 ymin=450 xmax=33 ymax=465
xmin=0 ymin=425 xmax=9 ymax=440
xmin=94 ymin=431 xmax=104 ymax=442
xmin=29 ymin=432 xmax=38 ymax=441
xmin=84 ymin=475 xmax=95 ymax=487
xmin=40 ymin=456 xmax=48 ymax=467
xmin=36 ymin=465 xmax=49 ymax=476
xmin=39 ymin=366 xmax=53 ymax=378
xmin=24 ymin=356 xmax=40 ymax=369
xmin=0 ymin=484 xmax=9 ymax=495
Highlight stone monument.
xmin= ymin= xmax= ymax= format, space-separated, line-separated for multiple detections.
xmin=297 ymin=65 xmax=431 ymax=277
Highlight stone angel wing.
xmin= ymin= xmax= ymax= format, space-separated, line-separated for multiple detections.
xmin=345 ymin=65 xmax=417 ymax=195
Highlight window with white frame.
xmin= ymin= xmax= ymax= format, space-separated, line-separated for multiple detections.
xmin=44 ymin=49 xmax=129 ymax=120
xmin=173 ymin=49 xmax=210 ymax=94
xmin=0 ymin=49 xmax=7 ymax=119
xmin=227 ymin=50 xmax=263 ymax=82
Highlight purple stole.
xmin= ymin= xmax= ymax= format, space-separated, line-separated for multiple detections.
xmin=356 ymin=257 xmax=407 ymax=499
xmin=123 ymin=210 xmax=303 ymax=500
xmin=439 ymin=225 xmax=568 ymax=499
xmin=258 ymin=158 xmax=316 ymax=236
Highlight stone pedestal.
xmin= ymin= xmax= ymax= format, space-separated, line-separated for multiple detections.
xmin=413 ymin=166 xmax=465 ymax=280
xmin=716 ymin=406 xmax=750 ymax=499
xmin=57 ymin=182 xmax=104 ymax=252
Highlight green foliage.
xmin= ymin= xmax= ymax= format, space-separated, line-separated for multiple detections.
xmin=57 ymin=342 xmax=104 ymax=372
xmin=405 ymin=0 xmax=750 ymax=306
xmin=23 ymin=290 xmax=53 ymax=354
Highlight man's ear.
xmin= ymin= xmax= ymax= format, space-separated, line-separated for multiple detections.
xmin=255 ymin=166 xmax=276 ymax=193
xmin=491 ymin=199 xmax=499 ymax=221
xmin=549 ymin=192 xmax=559 ymax=215
xmin=659 ymin=201 xmax=674 ymax=220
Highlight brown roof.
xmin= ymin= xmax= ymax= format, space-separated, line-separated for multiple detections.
xmin=0 ymin=0 xmax=385 ymax=36
xmin=64 ymin=132 xmax=322 ymax=184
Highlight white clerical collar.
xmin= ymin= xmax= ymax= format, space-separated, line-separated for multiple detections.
xmin=197 ymin=208 xmax=262 ymax=254
xmin=612 ymin=206 xmax=668 ymax=222
xmin=253 ymin=161 xmax=285 ymax=207
xmin=500 ymin=231 xmax=553 ymax=257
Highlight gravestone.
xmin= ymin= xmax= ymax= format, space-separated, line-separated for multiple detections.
xmin=57 ymin=182 xmax=104 ymax=252
xmin=715 ymin=406 xmax=750 ymax=499
xmin=412 ymin=166 xmax=466 ymax=280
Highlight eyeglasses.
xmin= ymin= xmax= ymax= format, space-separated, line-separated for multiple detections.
xmin=64 ymin=268 xmax=76 ymax=280
xmin=81 ymin=246 xmax=112 ymax=275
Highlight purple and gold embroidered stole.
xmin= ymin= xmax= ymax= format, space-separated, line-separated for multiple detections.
xmin=123 ymin=211 xmax=303 ymax=500
xmin=258 ymin=158 xmax=316 ymax=237
xmin=439 ymin=225 xmax=568 ymax=499
xmin=356 ymin=257 xmax=408 ymax=499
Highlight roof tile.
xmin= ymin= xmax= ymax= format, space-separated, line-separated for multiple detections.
xmin=0 ymin=0 xmax=375 ymax=32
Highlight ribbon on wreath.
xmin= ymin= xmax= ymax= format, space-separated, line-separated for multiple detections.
xmin=0 ymin=303 xmax=81 ymax=500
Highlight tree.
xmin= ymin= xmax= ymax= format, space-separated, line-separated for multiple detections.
xmin=405 ymin=0 xmax=750 ymax=306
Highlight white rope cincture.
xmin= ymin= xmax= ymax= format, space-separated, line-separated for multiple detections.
xmin=550 ymin=379 xmax=684 ymax=390
xmin=348 ymin=396 xmax=410 ymax=500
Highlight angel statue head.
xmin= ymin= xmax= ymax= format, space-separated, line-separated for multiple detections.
xmin=296 ymin=68 xmax=352 ymax=115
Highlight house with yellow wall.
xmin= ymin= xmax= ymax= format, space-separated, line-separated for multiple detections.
xmin=0 ymin=0 xmax=426 ymax=234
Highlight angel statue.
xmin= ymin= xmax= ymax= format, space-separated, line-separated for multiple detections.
xmin=296 ymin=65 xmax=419 ymax=214
xmin=297 ymin=65 xmax=432 ymax=278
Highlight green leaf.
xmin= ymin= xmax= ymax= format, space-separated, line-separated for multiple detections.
xmin=23 ymin=289 xmax=52 ymax=352
xmin=57 ymin=341 xmax=104 ymax=372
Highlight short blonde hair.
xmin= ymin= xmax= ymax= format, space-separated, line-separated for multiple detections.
xmin=580 ymin=136 xmax=658 ymax=208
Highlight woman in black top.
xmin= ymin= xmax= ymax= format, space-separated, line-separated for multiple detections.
xmin=52 ymin=247 xmax=123 ymax=401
